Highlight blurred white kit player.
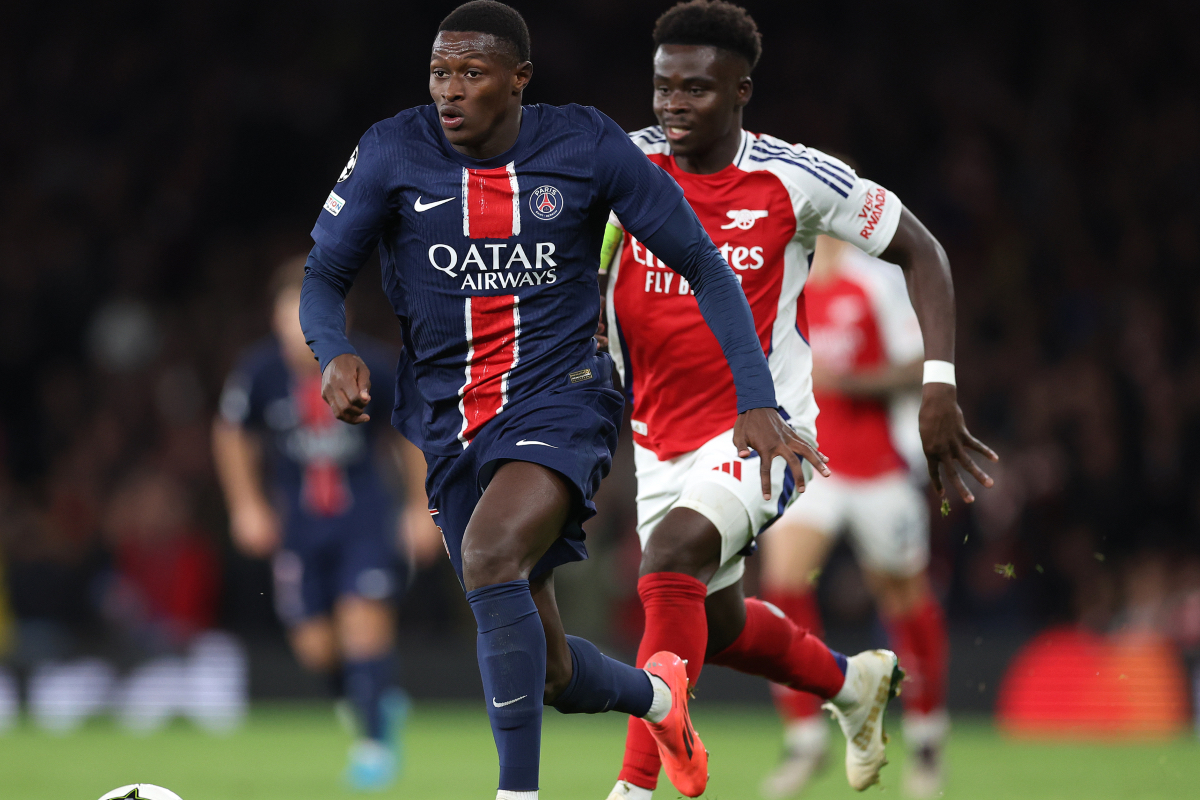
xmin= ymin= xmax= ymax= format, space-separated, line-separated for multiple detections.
xmin=760 ymin=236 xmax=950 ymax=799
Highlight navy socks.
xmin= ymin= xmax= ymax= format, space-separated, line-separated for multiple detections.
xmin=344 ymin=654 xmax=394 ymax=741
xmin=552 ymin=635 xmax=654 ymax=717
xmin=467 ymin=580 xmax=545 ymax=793
xmin=467 ymin=580 xmax=658 ymax=792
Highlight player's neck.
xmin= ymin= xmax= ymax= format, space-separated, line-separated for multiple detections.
xmin=671 ymin=116 xmax=742 ymax=176
xmin=452 ymin=105 xmax=524 ymax=160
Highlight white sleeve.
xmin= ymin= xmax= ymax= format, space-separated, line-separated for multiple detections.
xmin=793 ymin=148 xmax=903 ymax=258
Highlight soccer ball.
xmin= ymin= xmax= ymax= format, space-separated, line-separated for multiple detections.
xmin=97 ymin=785 xmax=183 ymax=800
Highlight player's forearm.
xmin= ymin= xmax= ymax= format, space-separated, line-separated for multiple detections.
xmin=211 ymin=420 xmax=270 ymax=511
xmin=299 ymin=245 xmax=360 ymax=371
xmin=881 ymin=209 xmax=955 ymax=364
xmin=834 ymin=359 xmax=923 ymax=399
xmin=642 ymin=199 xmax=776 ymax=412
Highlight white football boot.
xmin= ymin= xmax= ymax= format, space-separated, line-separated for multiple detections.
xmin=760 ymin=716 xmax=830 ymax=799
xmin=901 ymin=709 xmax=949 ymax=798
xmin=605 ymin=780 xmax=653 ymax=800
xmin=823 ymin=649 xmax=903 ymax=791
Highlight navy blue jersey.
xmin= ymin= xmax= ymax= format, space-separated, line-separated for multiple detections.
xmin=307 ymin=104 xmax=686 ymax=457
xmin=219 ymin=335 xmax=399 ymax=523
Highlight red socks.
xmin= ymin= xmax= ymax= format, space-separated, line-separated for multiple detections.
xmin=618 ymin=572 xmax=709 ymax=791
xmin=619 ymin=576 xmax=850 ymax=791
xmin=883 ymin=593 xmax=948 ymax=714
xmin=761 ymin=591 xmax=826 ymax=720
xmin=708 ymin=597 xmax=846 ymax=700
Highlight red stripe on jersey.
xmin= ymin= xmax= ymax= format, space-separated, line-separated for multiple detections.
xmin=458 ymin=294 xmax=521 ymax=445
xmin=462 ymin=163 xmax=521 ymax=239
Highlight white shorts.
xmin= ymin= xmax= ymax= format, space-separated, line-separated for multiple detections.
xmin=781 ymin=471 xmax=930 ymax=576
xmin=634 ymin=428 xmax=811 ymax=595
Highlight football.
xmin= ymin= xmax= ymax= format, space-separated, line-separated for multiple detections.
xmin=98 ymin=785 xmax=183 ymax=800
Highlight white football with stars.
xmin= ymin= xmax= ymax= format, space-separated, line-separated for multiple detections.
xmin=98 ymin=785 xmax=183 ymax=800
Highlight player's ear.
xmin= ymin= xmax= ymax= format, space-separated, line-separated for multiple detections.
xmin=737 ymin=76 xmax=753 ymax=108
xmin=513 ymin=60 xmax=533 ymax=94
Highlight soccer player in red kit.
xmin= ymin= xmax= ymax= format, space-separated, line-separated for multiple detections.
xmin=760 ymin=235 xmax=948 ymax=799
xmin=597 ymin=2 xmax=996 ymax=797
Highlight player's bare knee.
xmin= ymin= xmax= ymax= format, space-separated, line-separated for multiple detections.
xmin=291 ymin=619 xmax=337 ymax=673
xmin=868 ymin=569 xmax=929 ymax=618
xmin=462 ymin=544 xmax=526 ymax=591
xmin=640 ymin=512 xmax=722 ymax=578
xmin=336 ymin=597 xmax=394 ymax=660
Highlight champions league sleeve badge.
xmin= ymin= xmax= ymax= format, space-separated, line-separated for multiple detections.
xmin=528 ymin=185 xmax=563 ymax=220
xmin=337 ymin=146 xmax=358 ymax=182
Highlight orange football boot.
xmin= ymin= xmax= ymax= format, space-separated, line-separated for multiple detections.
xmin=642 ymin=651 xmax=709 ymax=798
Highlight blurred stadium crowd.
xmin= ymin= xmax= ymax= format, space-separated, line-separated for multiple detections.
xmin=0 ymin=0 xmax=1197 ymax=729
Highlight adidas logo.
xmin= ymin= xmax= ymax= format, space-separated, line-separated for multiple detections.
xmin=712 ymin=461 xmax=743 ymax=481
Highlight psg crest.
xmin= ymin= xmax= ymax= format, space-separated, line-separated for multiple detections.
xmin=337 ymin=146 xmax=358 ymax=182
xmin=528 ymin=185 xmax=563 ymax=220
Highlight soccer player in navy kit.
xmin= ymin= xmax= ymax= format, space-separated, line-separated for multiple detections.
xmin=214 ymin=258 xmax=437 ymax=790
xmin=299 ymin=3 xmax=827 ymax=798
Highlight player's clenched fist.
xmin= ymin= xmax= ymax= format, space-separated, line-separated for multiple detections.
xmin=322 ymin=352 xmax=372 ymax=424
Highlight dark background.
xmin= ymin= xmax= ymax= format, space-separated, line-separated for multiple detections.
xmin=1 ymin=0 xmax=1198 ymax=707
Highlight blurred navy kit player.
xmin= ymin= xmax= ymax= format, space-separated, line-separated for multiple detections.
xmin=298 ymin=2 xmax=827 ymax=797
xmin=213 ymin=257 xmax=440 ymax=790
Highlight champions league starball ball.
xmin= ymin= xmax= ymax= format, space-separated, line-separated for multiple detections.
xmin=98 ymin=785 xmax=183 ymax=800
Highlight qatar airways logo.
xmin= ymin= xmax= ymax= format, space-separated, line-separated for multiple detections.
xmin=858 ymin=187 xmax=887 ymax=240
xmin=428 ymin=242 xmax=558 ymax=291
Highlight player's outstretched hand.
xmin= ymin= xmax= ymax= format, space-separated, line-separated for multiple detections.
xmin=322 ymin=353 xmax=372 ymax=424
xmin=919 ymin=383 xmax=998 ymax=504
xmin=734 ymin=407 xmax=831 ymax=500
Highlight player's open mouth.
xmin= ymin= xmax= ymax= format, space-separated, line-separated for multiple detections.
xmin=665 ymin=126 xmax=690 ymax=142
xmin=441 ymin=115 xmax=465 ymax=129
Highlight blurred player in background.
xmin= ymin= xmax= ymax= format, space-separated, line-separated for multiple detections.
xmin=759 ymin=234 xmax=947 ymax=799
xmin=598 ymin=2 xmax=995 ymax=798
xmin=213 ymin=256 xmax=439 ymax=791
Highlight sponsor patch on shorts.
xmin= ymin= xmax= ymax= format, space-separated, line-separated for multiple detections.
xmin=631 ymin=419 xmax=648 ymax=435
xmin=323 ymin=190 xmax=345 ymax=216
xmin=569 ymin=368 xmax=593 ymax=384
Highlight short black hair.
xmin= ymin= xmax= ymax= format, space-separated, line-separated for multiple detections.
xmin=438 ymin=1 xmax=531 ymax=63
xmin=653 ymin=0 xmax=762 ymax=72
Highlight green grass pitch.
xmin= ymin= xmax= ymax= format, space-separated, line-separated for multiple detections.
xmin=2 ymin=703 xmax=1197 ymax=799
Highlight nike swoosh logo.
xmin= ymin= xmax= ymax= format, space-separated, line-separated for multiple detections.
xmin=515 ymin=440 xmax=557 ymax=448
xmin=414 ymin=196 xmax=454 ymax=212
xmin=492 ymin=695 xmax=527 ymax=708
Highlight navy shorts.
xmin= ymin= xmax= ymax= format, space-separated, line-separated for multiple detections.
xmin=425 ymin=353 xmax=624 ymax=589
xmin=272 ymin=498 xmax=406 ymax=626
